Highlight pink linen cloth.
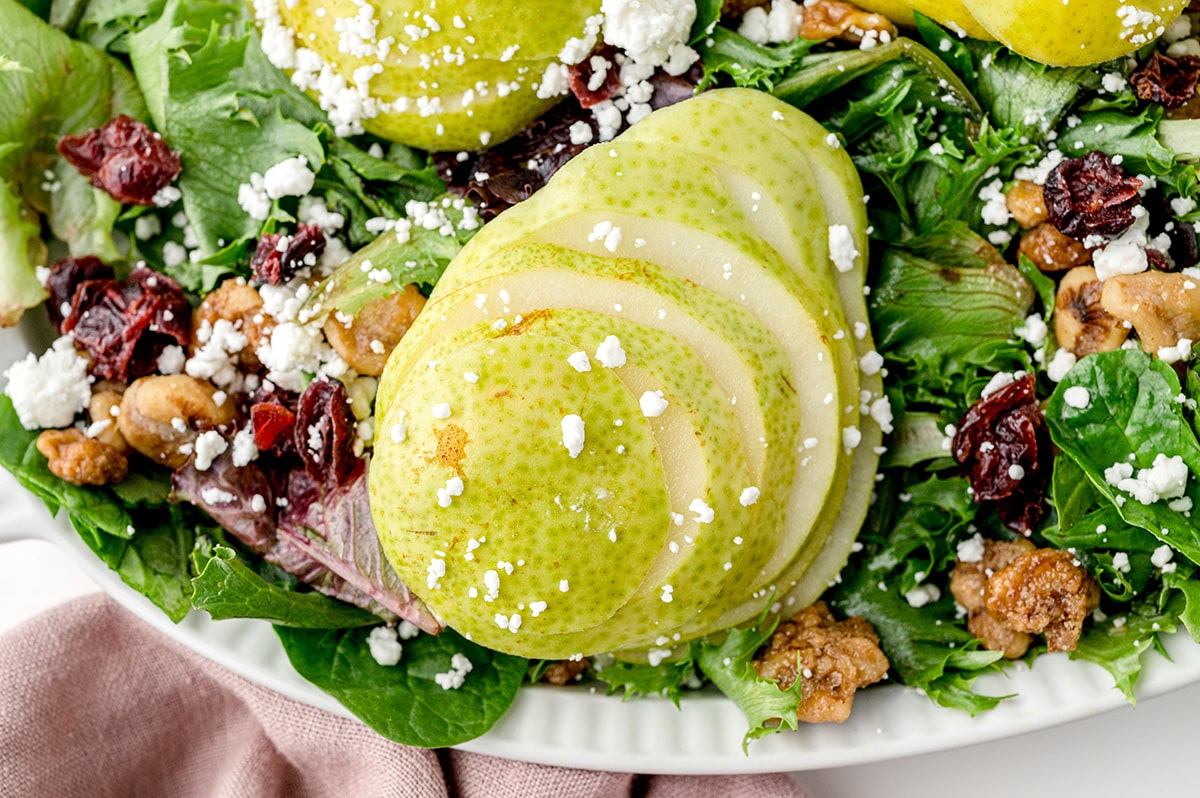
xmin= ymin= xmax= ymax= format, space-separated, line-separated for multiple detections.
xmin=0 ymin=594 xmax=809 ymax=797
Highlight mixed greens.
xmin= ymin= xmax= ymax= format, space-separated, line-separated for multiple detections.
xmin=7 ymin=0 xmax=1200 ymax=749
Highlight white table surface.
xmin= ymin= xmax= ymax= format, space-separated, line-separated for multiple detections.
xmin=3 ymin=529 xmax=1199 ymax=795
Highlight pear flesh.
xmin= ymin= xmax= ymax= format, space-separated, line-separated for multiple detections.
xmin=370 ymin=88 xmax=879 ymax=658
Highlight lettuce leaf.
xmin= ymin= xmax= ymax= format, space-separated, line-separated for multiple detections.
xmin=0 ymin=0 xmax=146 ymax=323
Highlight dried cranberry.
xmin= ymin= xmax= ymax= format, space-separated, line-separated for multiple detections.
xmin=44 ymin=256 xmax=115 ymax=330
xmin=63 ymin=266 xmax=192 ymax=381
xmin=1170 ymin=221 xmax=1200 ymax=270
xmin=568 ymin=45 xmax=623 ymax=108
xmin=1130 ymin=52 xmax=1200 ymax=109
xmin=250 ymin=223 xmax=326 ymax=285
xmin=57 ymin=115 xmax=182 ymax=206
xmin=1044 ymin=152 xmax=1143 ymax=240
xmin=294 ymin=378 xmax=361 ymax=489
xmin=251 ymin=401 xmax=297 ymax=454
xmin=952 ymin=374 xmax=1050 ymax=536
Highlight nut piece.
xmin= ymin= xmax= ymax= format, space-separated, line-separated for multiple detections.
xmin=88 ymin=386 xmax=130 ymax=455
xmin=949 ymin=538 xmax=1037 ymax=659
xmin=1054 ymin=266 xmax=1130 ymax=357
xmin=1019 ymin=223 xmax=1092 ymax=272
xmin=753 ymin=601 xmax=890 ymax=723
xmin=1099 ymin=270 xmax=1200 ymax=355
xmin=1006 ymin=181 xmax=1049 ymax=229
xmin=36 ymin=428 xmax=128 ymax=486
xmin=799 ymin=0 xmax=897 ymax=44
xmin=323 ymin=285 xmax=426 ymax=376
xmin=539 ymin=659 xmax=590 ymax=685
xmin=985 ymin=549 xmax=1100 ymax=653
xmin=118 ymin=375 xmax=237 ymax=469
xmin=193 ymin=278 xmax=271 ymax=368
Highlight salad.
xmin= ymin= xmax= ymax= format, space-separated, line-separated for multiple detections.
xmin=5 ymin=0 xmax=1200 ymax=752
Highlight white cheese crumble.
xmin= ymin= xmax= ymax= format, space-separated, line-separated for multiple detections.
xmin=689 ymin=497 xmax=715 ymax=524
xmin=567 ymin=351 xmax=592 ymax=372
xmin=561 ymin=414 xmax=586 ymax=458
xmin=739 ymin=486 xmax=760 ymax=506
xmin=905 ymin=583 xmax=941 ymax=608
xmin=957 ymin=533 xmax=985 ymax=563
xmin=639 ymin=390 xmax=668 ymax=417
xmin=828 ymin=224 xmax=859 ymax=273
xmin=431 ymin=402 xmax=452 ymax=419
xmin=3 ymin=336 xmax=92 ymax=430
xmin=1063 ymin=385 xmax=1092 ymax=409
xmin=193 ymin=430 xmax=228 ymax=471
xmin=434 ymin=652 xmax=474 ymax=689
xmin=1046 ymin=349 xmax=1078 ymax=383
xmin=437 ymin=476 xmax=464 ymax=508
xmin=1104 ymin=454 xmax=1189 ymax=506
xmin=601 ymin=0 xmax=698 ymax=73
xmin=1152 ymin=544 xmax=1175 ymax=569
xmin=367 ymin=626 xmax=403 ymax=667
xmin=595 ymin=335 xmax=626 ymax=368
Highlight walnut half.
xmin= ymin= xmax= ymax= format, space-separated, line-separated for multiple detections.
xmin=754 ymin=601 xmax=890 ymax=723
xmin=37 ymin=428 xmax=128 ymax=486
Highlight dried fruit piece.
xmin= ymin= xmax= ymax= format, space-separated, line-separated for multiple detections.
xmin=294 ymin=377 xmax=361 ymax=488
xmin=251 ymin=400 xmax=297 ymax=455
xmin=63 ymin=266 xmax=192 ymax=382
xmin=1130 ymin=52 xmax=1200 ymax=109
xmin=1044 ymin=151 xmax=1143 ymax=240
xmin=251 ymin=224 xmax=326 ymax=286
xmin=57 ymin=115 xmax=182 ymax=206
xmin=44 ymin=256 xmax=114 ymax=330
xmin=1054 ymin=266 xmax=1131 ymax=356
xmin=567 ymin=44 xmax=622 ymax=108
xmin=952 ymin=373 xmax=1049 ymax=535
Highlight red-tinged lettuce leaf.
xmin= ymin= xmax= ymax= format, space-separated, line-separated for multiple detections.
xmin=275 ymin=624 xmax=526 ymax=748
xmin=171 ymin=449 xmax=277 ymax=552
xmin=276 ymin=464 xmax=442 ymax=634
xmin=191 ymin=541 xmax=377 ymax=628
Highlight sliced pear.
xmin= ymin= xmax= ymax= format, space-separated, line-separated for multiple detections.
xmin=370 ymin=328 xmax=671 ymax=654
xmin=853 ymin=0 xmax=991 ymax=39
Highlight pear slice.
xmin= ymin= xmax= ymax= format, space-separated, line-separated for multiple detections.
xmin=370 ymin=328 xmax=672 ymax=654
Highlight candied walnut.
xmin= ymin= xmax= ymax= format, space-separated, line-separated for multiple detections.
xmin=1100 ymin=269 xmax=1200 ymax=354
xmin=568 ymin=44 xmax=623 ymax=109
xmin=952 ymin=374 xmax=1049 ymax=536
xmin=118 ymin=375 xmax=237 ymax=469
xmin=540 ymin=659 xmax=590 ymax=685
xmin=323 ymin=285 xmax=426 ymax=376
xmin=1054 ymin=266 xmax=1130 ymax=356
xmin=949 ymin=538 xmax=1037 ymax=659
xmin=799 ymin=0 xmax=897 ymax=44
xmin=63 ymin=266 xmax=192 ymax=382
xmin=193 ymin=278 xmax=272 ymax=369
xmin=57 ymin=115 xmax=181 ymax=206
xmin=753 ymin=602 xmax=889 ymax=724
xmin=251 ymin=224 xmax=326 ymax=286
xmin=1044 ymin=152 xmax=1143 ymax=240
xmin=44 ymin=256 xmax=114 ymax=330
xmin=1019 ymin=223 xmax=1092 ymax=273
xmin=36 ymin=428 xmax=128 ymax=486
xmin=986 ymin=549 xmax=1100 ymax=652
xmin=1006 ymin=181 xmax=1049 ymax=229
xmin=1130 ymin=52 xmax=1200 ymax=110
xmin=88 ymin=387 xmax=130 ymax=455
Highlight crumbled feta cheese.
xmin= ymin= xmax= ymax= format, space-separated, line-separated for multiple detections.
xmin=905 ymin=583 xmax=941 ymax=608
xmin=1152 ymin=543 xmax=1175 ymax=569
xmin=639 ymin=390 xmax=668 ymax=418
xmin=739 ymin=486 xmax=760 ymax=506
xmin=1063 ymin=385 xmax=1092 ymax=409
xmin=3 ymin=337 xmax=92 ymax=430
xmin=689 ymin=497 xmax=715 ymax=524
xmin=561 ymin=414 xmax=586 ymax=458
xmin=567 ymin=351 xmax=592 ymax=372
xmin=437 ymin=476 xmax=464 ymax=508
xmin=367 ymin=626 xmax=403 ymax=666
xmin=602 ymin=0 xmax=697 ymax=70
xmin=957 ymin=533 xmax=985 ymax=563
xmin=193 ymin=430 xmax=228 ymax=471
xmin=1046 ymin=348 xmax=1078 ymax=383
xmin=594 ymin=335 xmax=626 ymax=368
xmin=828 ymin=224 xmax=859 ymax=273
xmin=1105 ymin=454 xmax=1189 ymax=505
xmin=263 ymin=156 xmax=316 ymax=200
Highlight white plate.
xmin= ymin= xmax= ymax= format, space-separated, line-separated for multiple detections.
xmin=5 ymin=329 xmax=1200 ymax=774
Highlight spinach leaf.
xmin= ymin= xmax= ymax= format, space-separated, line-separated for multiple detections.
xmin=192 ymin=543 xmax=378 ymax=628
xmin=275 ymin=625 xmax=527 ymax=748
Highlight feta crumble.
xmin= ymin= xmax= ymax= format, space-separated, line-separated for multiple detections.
xmin=3 ymin=337 xmax=92 ymax=430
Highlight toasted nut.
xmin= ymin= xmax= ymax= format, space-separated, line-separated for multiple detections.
xmin=118 ymin=375 xmax=237 ymax=469
xmin=539 ymin=659 xmax=590 ymax=685
xmin=949 ymin=538 xmax=1037 ymax=659
xmin=799 ymin=0 xmax=896 ymax=44
xmin=753 ymin=601 xmax=890 ymax=723
xmin=1100 ymin=270 xmax=1200 ymax=354
xmin=1006 ymin=181 xmax=1049 ymax=229
xmin=721 ymin=0 xmax=770 ymax=17
xmin=985 ymin=548 xmax=1100 ymax=653
xmin=193 ymin=278 xmax=272 ymax=368
xmin=1054 ymin=266 xmax=1130 ymax=356
xmin=323 ymin=285 xmax=426 ymax=376
xmin=1019 ymin=223 xmax=1092 ymax=272
xmin=37 ymin=428 xmax=128 ymax=486
xmin=88 ymin=388 xmax=130 ymax=455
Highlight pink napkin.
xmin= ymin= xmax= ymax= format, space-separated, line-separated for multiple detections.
xmin=0 ymin=595 xmax=809 ymax=797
